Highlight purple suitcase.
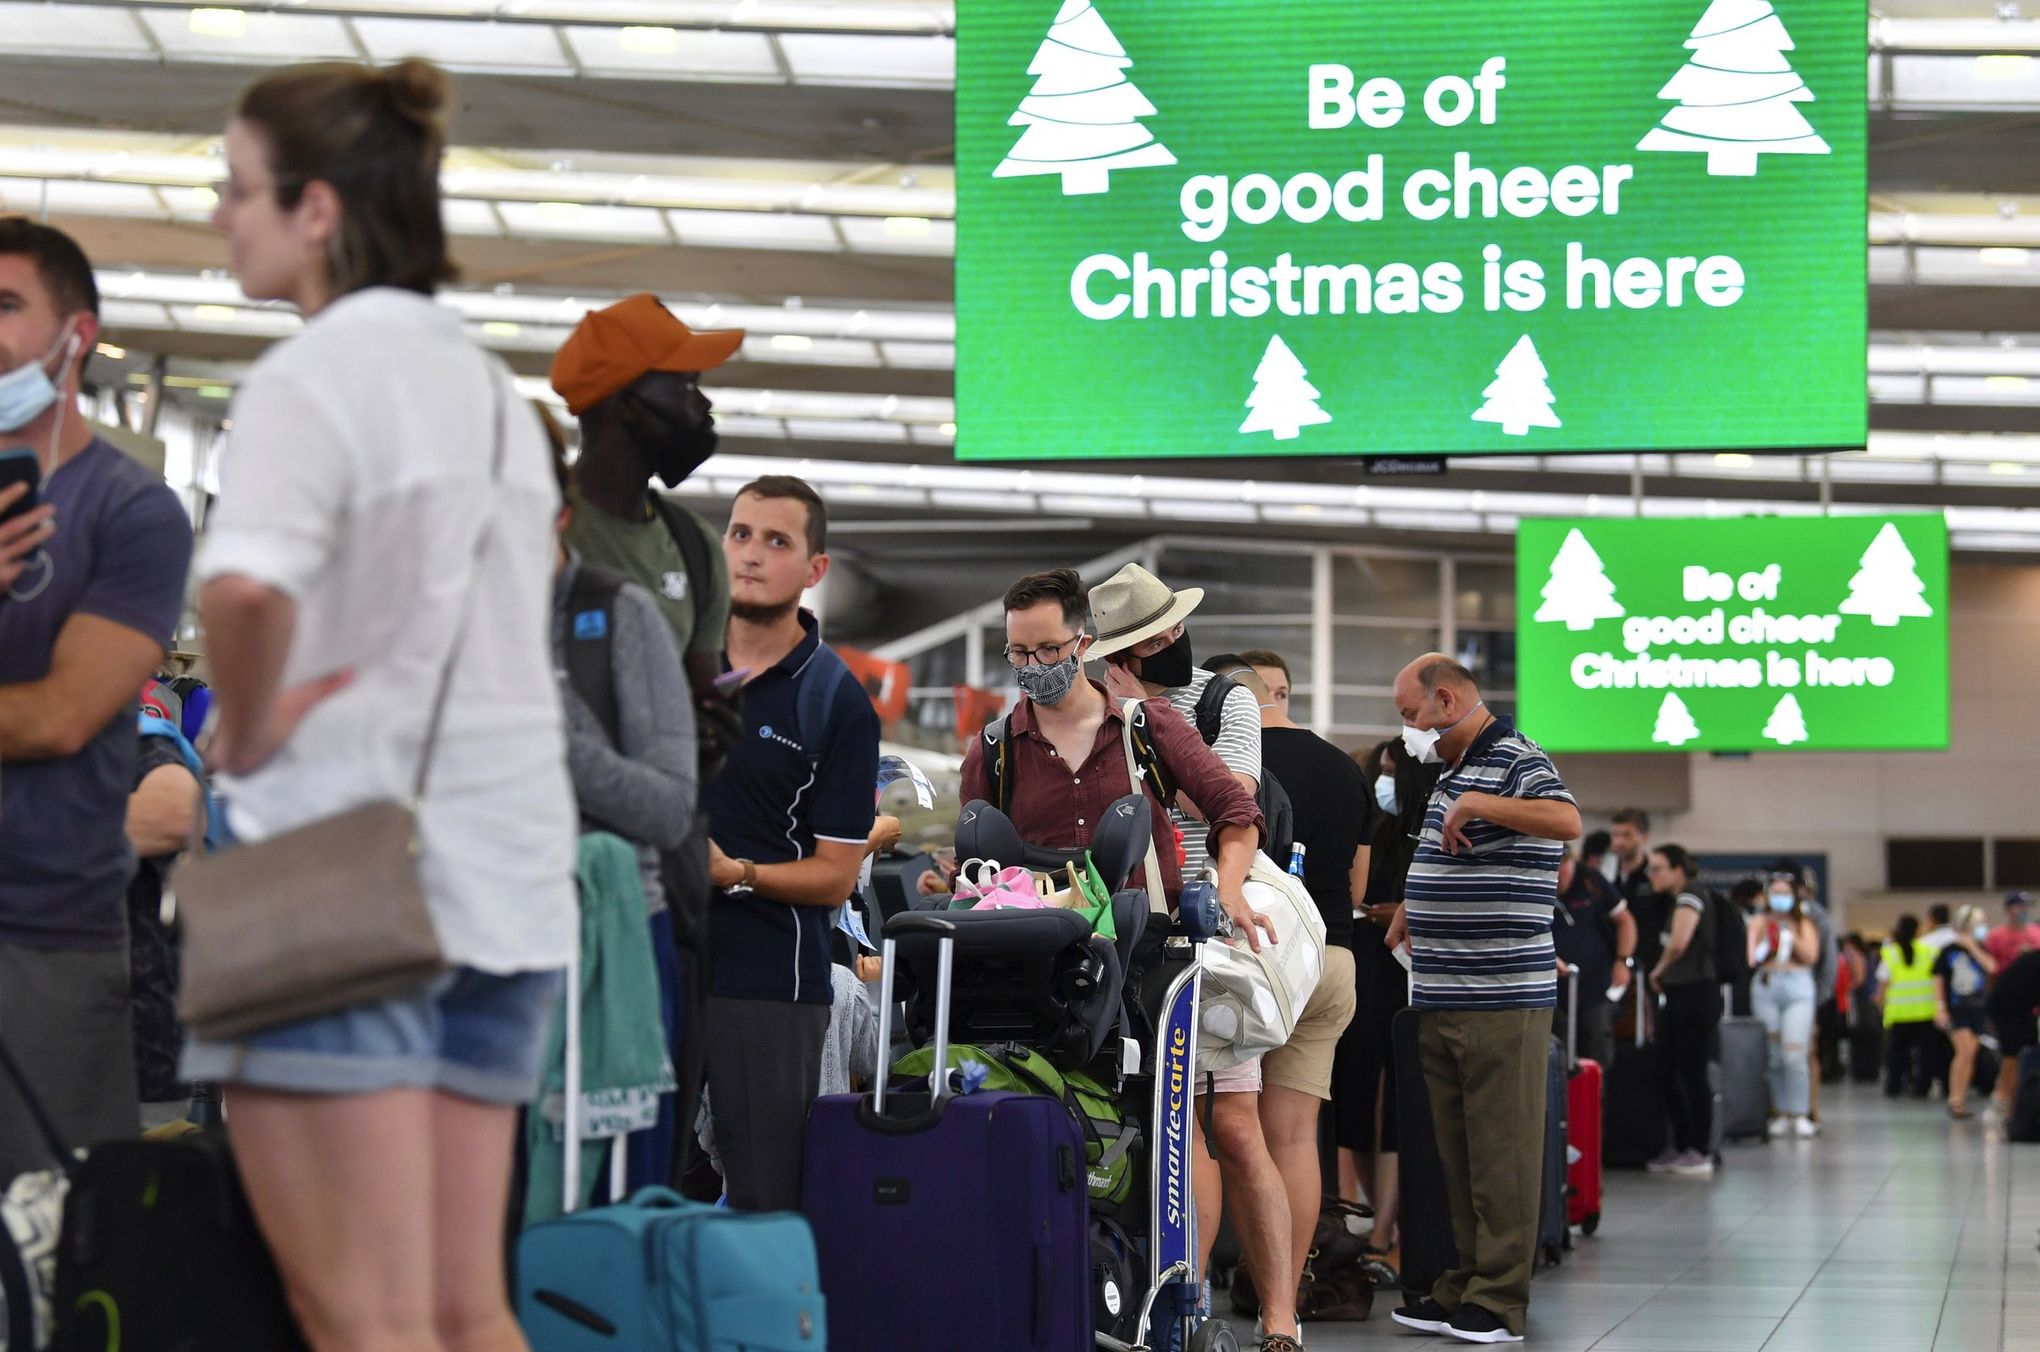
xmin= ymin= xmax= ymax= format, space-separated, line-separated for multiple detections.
xmin=802 ymin=914 xmax=1091 ymax=1352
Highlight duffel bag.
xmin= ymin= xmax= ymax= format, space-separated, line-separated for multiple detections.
xmin=1197 ymin=853 xmax=1327 ymax=1074
xmin=894 ymin=1042 xmax=1136 ymax=1213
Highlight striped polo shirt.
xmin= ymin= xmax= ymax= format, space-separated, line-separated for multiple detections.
xmin=1405 ymin=716 xmax=1574 ymax=1012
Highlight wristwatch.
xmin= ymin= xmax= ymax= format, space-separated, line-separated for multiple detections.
xmin=726 ymin=858 xmax=759 ymax=897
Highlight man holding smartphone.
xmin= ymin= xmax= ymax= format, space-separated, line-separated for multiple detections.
xmin=0 ymin=218 xmax=193 ymax=1182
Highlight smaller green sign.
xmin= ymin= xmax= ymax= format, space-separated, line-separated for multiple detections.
xmin=1515 ymin=515 xmax=1950 ymax=752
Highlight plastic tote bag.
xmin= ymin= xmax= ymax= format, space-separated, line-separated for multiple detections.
xmin=1196 ymin=852 xmax=1327 ymax=1074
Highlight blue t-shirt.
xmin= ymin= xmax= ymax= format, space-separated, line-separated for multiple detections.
xmin=704 ymin=612 xmax=879 ymax=1004
xmin=1404 ymin=716 xmax=1575 ymax=1012
xmin=0 ymin=439 xmax=193 ymax=949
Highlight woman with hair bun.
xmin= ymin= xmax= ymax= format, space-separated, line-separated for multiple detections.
xmin=188 ymin=59 xmax=574 ymax=1352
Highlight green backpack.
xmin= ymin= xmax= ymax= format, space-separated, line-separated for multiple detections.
xmin=894 ymin=1042 xmax=1136 ymax=1212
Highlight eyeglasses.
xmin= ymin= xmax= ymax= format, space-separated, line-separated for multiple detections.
xmin=1004 ymin=636 xmax=1082 ymax=668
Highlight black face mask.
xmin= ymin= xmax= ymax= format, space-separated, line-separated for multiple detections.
xmin=623 ymin=392 xmax=719 ymax=488
xmin=1137 ymin=630 xmax=1195 ymax=689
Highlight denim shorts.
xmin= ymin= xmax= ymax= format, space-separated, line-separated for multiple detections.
xmin=182 ymin=967 xmax=562 ymax=1106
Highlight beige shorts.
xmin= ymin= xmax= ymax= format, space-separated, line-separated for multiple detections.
xmin=1196 ymin=1054 xmax=1264 ymax=1095
xmin=1263 ymin=945 xmax=1359 ymax=1100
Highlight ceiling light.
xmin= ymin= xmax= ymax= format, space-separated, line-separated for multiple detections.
xmin=95 ymin=342 xmax=126 ymax=360
xmin=482 ymin=321 xmax=522 ymax=338
xmin=192 ymin=304 xmax=239 ymax=322
xmin=536 ymin=200 xmax=583 ymax=217
xmin=1975 ymin=53 xmax=2035 ymax=78
xmin=1989 ymin=461 xmax=2027 ymax=475
xmin=1986 ymin=374 xmax=2031 ymax=389
xmin=938 ymin=422 xmax=958 ymax=438
xmin=1714 ymin=452 xmax=1755 ymax=467
xmin=1979 ymin=246 xmax=2032 ymax=266
xmin=189 ymin=8 xmax=248 ymax=39
xmin=199 ymin=385 xmax=233 ymax=399
xmin=187 ymin=186 xmax=218 ymax=210
xmin=618 ymin=25 xmax=681 ymax=54
xmin=770 ymin=334 xmax=815 ymax=352
xmin=882 ymin=216 xmax=931 ymax=237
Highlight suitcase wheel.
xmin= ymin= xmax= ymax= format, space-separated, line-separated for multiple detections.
xmin=1188 ymin=1318 xmax=1241 ymax=1352
xmin=1581 ymin=1212 xmax=1599 ymax=1237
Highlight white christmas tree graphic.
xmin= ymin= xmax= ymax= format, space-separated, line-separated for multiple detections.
xmin=1763 ymin=692 xmax=1810 ymax=745
xmin=1838 ymin=522 xmax=1934 ymax=627
xmin=1238 ymin=335 xmax=1333 ymax=441
xmin=993 ymin=0 xmax=1177 ymax=196
xmin=1652 ymin=692 xmax=1702 ymax=747
xmin=1533 ymin=529 xmax=1625 ymax=630
xmin=1637 ymin=0 xmax=1833 ymax=177
xmin=1472 ymin=334 xmax=1561 ymax=437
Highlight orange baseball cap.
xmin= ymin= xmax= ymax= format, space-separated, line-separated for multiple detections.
xmin=549 ymin=293 xmax=745 ymax=416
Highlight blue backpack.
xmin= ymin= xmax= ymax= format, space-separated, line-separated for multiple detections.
xmin=515 ymin=1187 xmax=826 ymax=1350
xmin=138 ymin=711 xmax=224 ymax=852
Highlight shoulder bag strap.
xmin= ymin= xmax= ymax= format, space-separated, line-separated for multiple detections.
xmin=1120 ymin=698 xmax=1169 ymax=916
xmin=412 ymin=359 xmax=512 ymax=804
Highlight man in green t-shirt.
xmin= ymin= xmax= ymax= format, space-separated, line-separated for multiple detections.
xmin=551 ymin=293 xmax=741 ymax=690
xmin=552 ymin=294 xmax=746 ymax=1182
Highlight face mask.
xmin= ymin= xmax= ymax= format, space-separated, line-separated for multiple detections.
xmin=1768 ymin=891 xmax=1795 ymax=913
xmin=1015 ymin=652 xmax=1083 ymax=707
xmin=1400 ymin=699 xmax=1484 ymax=765
xmin=1975 ymin=926 xmax=1991 ymax=942
xmin=1374 ymin=775 xmax=1399 ymax=814
xmin=0 ymin=322 xmax=78 ymax=434
xmin=1134 ymin=630 xmax=1194 ymax=689
xmin=623 ymin=393 xmax=718 ymax=488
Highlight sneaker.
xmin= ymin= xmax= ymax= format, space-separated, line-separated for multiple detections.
xmin=1668 ymin=1149 xmax=1717 ymax=1177
xmin=1643 ymin=1147 xmax=1681 ymax=1173
xmin=1444 ymin=1305 xmax=1524 ymax=1344
xmin=1793 ymin=1114 xmax=1819 ymax=1139
xmin=1392 ymin=1298 xmax=1454 ymax=1334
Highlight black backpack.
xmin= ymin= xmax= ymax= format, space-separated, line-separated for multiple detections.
xmin=560 ymin=555 xmax=743 ymax=787
xmin=1707 ymin=888 xmax=1750 ymax=986
xmin=1192 ymin=674 xmax=1296 ymax=865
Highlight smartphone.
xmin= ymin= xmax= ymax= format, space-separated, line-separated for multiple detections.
xmin=0 ymin=448 xmax=38 ymax=529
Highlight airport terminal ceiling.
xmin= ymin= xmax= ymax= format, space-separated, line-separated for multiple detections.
xmin=5 ymin=0 xmax=2040 ymax=595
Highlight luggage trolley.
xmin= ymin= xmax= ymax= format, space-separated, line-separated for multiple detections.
xmin=888 ymin=795 xmax=1237 ymax=1352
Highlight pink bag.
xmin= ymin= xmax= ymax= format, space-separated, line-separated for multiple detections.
xmin=952 ymin=861 xmax=1053 ymax=912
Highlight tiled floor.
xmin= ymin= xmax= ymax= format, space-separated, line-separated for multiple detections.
xmin=1227 ymin=1083 xmax=2040 ymax=1350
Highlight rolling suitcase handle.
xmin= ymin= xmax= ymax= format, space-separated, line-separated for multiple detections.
xmin=872 ymin=913 xmax=956 ymax=1109
xmin=1567 ymin=969 xmax=1579 ymax=1069
xmin=1633 ymin=966 xmax=1650 ymax=1048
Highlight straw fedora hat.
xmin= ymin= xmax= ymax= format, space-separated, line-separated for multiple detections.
xmin=1090 ymin=563 xmax=1204 ymax=658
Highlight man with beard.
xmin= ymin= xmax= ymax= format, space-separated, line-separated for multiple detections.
xmin=702 ymin=475 xmax=878 ymax=1211
xmin=551 ymin=295 xmax=739 ymax=1175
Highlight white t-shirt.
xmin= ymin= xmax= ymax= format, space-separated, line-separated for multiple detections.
xmin=1163 ymin=667 xmax=1263 ymax=879
xmin=197 ymin=288 xmax=576 ymax=973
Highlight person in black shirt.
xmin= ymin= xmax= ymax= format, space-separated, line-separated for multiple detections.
xmin=1550 ymin=845 xmax=1635 ymax=1072
xmin=1331 ymin=735 xmax=1439 ymax=1254
xmin=1986 ymin=949 xmax=2040 ymax=1116
xmin=1212 ymin=653 xmax=1367 ymax=1319
xmin=1609 ymin=807 xmax=1662 ymax=1036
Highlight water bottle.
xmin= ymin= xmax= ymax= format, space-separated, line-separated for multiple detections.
xmin=1288 ymin=841 xmax=1308 ymax=878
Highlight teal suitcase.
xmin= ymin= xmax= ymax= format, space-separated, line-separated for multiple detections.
xmin=516 ymin=1186 xmax=825 ymax=1350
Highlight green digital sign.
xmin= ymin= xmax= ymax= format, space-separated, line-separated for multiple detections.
xmin=956 ymin=0 xmax=1866 ymax=460
xmin=1515 ymin=515 xmax=1950 ymax=753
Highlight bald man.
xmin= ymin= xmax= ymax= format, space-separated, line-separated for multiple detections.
xmin=1383 ymin=655 xmax=1581 ymax=1346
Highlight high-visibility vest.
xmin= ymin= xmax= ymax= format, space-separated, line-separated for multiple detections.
xmin=1881 ymin=942 xmax=1938 ymax=1026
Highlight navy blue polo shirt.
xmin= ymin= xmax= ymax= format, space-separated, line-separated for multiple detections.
xmin=704 ymin=611 xmax=879 ymax=1004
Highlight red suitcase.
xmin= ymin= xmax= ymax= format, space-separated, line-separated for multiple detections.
xmin=1564 ymin=974 xmax=1605 ymax=1235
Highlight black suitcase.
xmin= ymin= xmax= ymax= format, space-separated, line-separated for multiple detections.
xmin=0 ymin=1035 xmax=305 ymax=1352
xmin=1849 ymin=1013 xmax=1884 ymax=1085
xmin=1535 ymin=1035 xmax=1567 ymax=1270
xmin=2011 ymin=1047 xmax=2040 ymax=1143
xmin=1718 ymin=994 xmax=1771 ymax=1142
xmin=1604 ymin=982 xmax=1671 ymax=1168
xmin=1391 ymin=1007 xmax=1458 ymax=1300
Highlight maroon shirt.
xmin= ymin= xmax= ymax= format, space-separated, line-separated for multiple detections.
xmin=960 ymin=682 xmax=1264 ymax=903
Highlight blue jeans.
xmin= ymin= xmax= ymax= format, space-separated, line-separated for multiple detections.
xmin=1752 ymin=968 xmax=1816 ymax=1116
xmin=183 ymin=967 xmax=562 ymax=1105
